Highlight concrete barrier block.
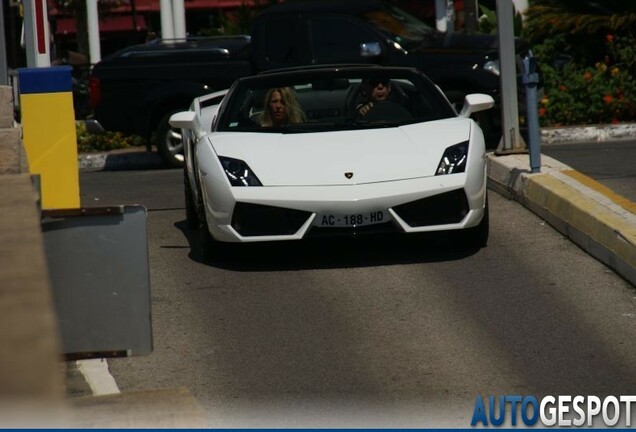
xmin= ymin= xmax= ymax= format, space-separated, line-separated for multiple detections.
xmin=0 ymin=86 xmax=14 ymax=128
xmin=0 ymin=128 xmax=28 ymax=174
xmin=0 ymin=174 xmax=65 ymax=400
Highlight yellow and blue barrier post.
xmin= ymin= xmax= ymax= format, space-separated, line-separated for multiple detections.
xmin=18 ymin=65 xmax=80 ymax=209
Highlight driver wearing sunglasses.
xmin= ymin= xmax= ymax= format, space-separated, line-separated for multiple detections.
xmin=357 ymin=79 xmax=393 ymax=117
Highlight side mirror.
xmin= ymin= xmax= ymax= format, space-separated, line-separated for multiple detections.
xmin=169 ymin=111 xmax=206 ymax=140
xmin=459 ymin=94 xmax=495 ymax=118
xmin=169 ymin=111 xmax=197 ymax=129
xmin=360 ymin=42 xmax=382 ymax=58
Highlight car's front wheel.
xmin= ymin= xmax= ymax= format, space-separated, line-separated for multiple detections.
xmin=196 ymin=190 xmax=217 ymax=261
xmin=156 ymin=110 xmax=185 ymax=168
xmin=196 ymin=193 xmax=237 ymax=262
xmin=199 ymin=217 xmax=217 ymax=262
xmin=464 ymin=197 xmax=489 ymax=249
xmin=184 ymin=167 xmax=199 ymax=230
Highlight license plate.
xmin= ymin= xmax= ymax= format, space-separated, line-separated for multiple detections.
xmin=315 ymin=210 xmax=386 ymax=228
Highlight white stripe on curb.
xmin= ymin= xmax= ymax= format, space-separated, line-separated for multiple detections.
xmin=76 ymin=358 xmax=121 ymax=396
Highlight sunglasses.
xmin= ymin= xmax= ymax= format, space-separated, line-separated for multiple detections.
xmin=364 ymin=79 xmax=390 ymax=88
xmin=370 ymin=80 xmax=390 ymax=88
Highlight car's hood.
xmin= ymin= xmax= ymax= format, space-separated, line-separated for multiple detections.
xmin=209 ymin=119 xmax=472 ymax=186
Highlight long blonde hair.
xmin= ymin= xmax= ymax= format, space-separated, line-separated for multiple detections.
xmin=260 ymin=87 xmax=306 ymax=126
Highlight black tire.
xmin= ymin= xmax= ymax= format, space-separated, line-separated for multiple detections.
xmin=196 ymin=193 xmax=237 ymax=262
xmin=464 ymin=197 xmax=489 ymax=249
xmin=196 ymin=190 xmax=216 ymax=262
xmin=199 ymin=216 xmax=217 ymax=262
xmin=198 ymin=217 xmax=238 ymax=263
xmin=155 ymin=110 xmax=185 ymax=168
xmin=184 ymin=167 xmax=199 ymax=230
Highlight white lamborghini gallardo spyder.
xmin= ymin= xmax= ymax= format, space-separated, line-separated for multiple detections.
xmin=170 ymin=65 xmax=494 ymax=260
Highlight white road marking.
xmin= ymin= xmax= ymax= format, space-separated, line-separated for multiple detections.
xmin=76 ymin=358 xmax=121 ymax=396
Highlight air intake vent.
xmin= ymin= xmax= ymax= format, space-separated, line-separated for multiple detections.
xmin=231 ymin=202 xmax=311 ymax=236
xmin=393 ymin=189 xmax=469 ymax=227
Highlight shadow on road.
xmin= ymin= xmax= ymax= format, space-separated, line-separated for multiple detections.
xmin=174 ymin=220 xmax=481 ymax=271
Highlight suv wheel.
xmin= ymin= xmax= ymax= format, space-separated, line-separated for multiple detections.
xmin=156 ymin=110 xmax=185 ymax=168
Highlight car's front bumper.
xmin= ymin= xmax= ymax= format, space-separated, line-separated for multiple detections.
xmin=201 ymin=167 xmax=487 ymax=243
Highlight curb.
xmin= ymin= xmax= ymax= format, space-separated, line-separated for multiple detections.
xmin=487 ymin=153 xmax=636 ymax=287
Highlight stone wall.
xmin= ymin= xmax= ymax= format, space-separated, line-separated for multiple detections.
xmin=0 ymin=85 xmax=69 ymax=425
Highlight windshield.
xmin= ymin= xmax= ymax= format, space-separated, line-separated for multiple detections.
xmin=360 ymin=4 xmax=435 ymax=49
xmin=217 ymin=69 xmax=455 ymax=133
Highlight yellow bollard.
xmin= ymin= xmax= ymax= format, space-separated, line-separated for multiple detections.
xmin=19 ymin=66 xmax=79 ymax=209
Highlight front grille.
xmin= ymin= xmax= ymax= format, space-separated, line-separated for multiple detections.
xmin=231 ymin=202 xmax=312 ymax=237
xmin=392 ymin=189 xmax=469 ymax=227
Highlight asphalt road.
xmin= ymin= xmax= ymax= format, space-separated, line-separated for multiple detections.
xmin=78 ymin=160 xmax=636 ymax=428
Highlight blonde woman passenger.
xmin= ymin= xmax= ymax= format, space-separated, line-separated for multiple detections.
xmin=260 ymin=87 xmax=306 ymax=127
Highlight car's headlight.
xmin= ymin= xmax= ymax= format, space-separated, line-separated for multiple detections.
xmin=483 ymin=60 xmax=500 ymax=76
xmin=219 ymin=156 xmax=262 ymax=186
xmin=436 ymin=141 xmax=469 ymax=175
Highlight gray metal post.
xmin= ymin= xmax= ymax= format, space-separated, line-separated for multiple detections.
xmin=495 ymin=0 xmax=524 ymax=153
xmin=523 ymin=52 xmax=541 ymax=173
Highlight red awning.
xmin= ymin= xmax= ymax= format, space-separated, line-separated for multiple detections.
xmin=115 ymin=0 xmax=249 ymax=12
xmin=55 ymin=15 xmax=147 ymax=36
xmin=49 ymin=0 xmax=251 ymax=15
